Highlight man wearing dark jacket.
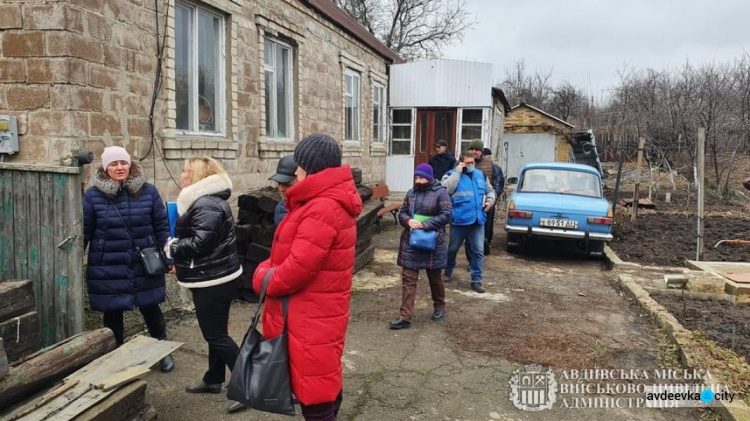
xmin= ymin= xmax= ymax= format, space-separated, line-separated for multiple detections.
xmin=428 ymin=139 xmax=456 ymax=181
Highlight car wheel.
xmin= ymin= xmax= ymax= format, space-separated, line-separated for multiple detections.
xmin=506 ymin=233 xmax=522 ymax=254
xmin=587 ymin=240 xmax=605 ymax=258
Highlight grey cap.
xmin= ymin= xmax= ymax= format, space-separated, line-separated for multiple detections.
xmin=269 ymin=155 xmax=297 ymax=183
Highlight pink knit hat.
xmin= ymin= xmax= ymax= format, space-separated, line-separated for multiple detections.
xmin=101 ymin=146 xmax=131 ymax=169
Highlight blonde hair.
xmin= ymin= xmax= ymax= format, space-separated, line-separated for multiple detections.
xmin=184 ymin=156 xmax=227 ymax=184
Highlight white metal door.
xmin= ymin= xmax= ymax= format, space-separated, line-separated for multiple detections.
xmin=501 ymin=133 xmax=556 ymax=179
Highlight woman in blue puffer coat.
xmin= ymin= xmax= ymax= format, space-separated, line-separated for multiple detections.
xmin=82 ymin=146 xmax=174 ymax=372
xmin=390 ymin=163 xmax=453 ymax=330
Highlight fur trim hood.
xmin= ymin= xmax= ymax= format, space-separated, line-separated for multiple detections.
xmin=93 ymin=162 xmax=146 ymax=197
xmin=176 ymin=173 xmax=233 ymax=215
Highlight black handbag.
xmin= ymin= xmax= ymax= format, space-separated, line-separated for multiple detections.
xmin=227 ymin=268 xmax=295 ymax=415
xmin=111 ymin=201 xmax=168 ymax=276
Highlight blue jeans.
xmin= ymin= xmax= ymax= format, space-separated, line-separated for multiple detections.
xmin=446 ymin=223 xmax=485 ymax=284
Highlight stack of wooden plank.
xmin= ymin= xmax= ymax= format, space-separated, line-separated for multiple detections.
xmin=233 ymin=168 xmax=382 ymax=298
xmin=0 ymin=332 xmax=180 ymax=421
xmin=0 ymin=281 xmax=42 ymax=370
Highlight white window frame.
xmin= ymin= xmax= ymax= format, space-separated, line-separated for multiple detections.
xmin=344 ymin=68 xmax=361 ymax=142
xmin=174 ymin=1 xmax=226 ymax=136
xmin=390 ymin=108 xmax=413 ymax=156
xmin=372 ymin=83 xmax=386 ymax=143
xmin=459 ymin=108 xmax=484 ymax=154
xmin=263 ymin=37 xmax=294 ymax=141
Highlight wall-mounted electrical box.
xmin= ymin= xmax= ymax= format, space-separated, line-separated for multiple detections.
xmin=0 ymin=115 xmax=19 ymax=154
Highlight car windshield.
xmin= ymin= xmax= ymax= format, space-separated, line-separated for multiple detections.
xmin=518 ymin=169 xmax=602 ymax=197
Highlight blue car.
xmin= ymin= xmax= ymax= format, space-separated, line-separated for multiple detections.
xmin=504 ymin=163 xmax=613 ymax=257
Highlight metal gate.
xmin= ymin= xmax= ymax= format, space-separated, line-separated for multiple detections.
xmin=502 ymin=133 xmax=557 ymax=179
xmin=0 ymin=162 xmax=84 ymax=345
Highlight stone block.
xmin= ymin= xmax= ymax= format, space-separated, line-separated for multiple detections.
xmin=8 ymin=85 xmax=49 ymax=110
xmin=29 ymin=110 xmax=72 ymax=136
xmin=26 ymin=58 xmax=87 ymax=85
xmin=89 ymin=64 xmax=119 ymax=88
xmin=0 ymin=5 xmax=22 ymax=29
xmin=46 ymin=31 xmax=104 ymax=63
xmin=128 ymin=117 xmax=151 ymax=137
xmin=3 ymin=31 xmax=44 ymax=57
xmin=0 ymin=59 xmax=24 ymax=82
xmin=89 ymin=113 xmax=122 ymax=136
xmin=51 ymin=86 xmax=104 ymax=111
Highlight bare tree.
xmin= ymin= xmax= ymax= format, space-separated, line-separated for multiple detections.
xmin=500 ymin=59 xmax=553 ymax=108
xmin=550 ymin=81 xmax=584 ymax=121
xmin=334 ymin=0 xmax=475 ymax=60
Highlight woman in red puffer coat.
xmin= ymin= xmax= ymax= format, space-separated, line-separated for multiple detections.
xmin=253 ymin=133 xmax=363 ymax=420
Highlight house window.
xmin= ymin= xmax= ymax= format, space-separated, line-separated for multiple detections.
xmin=460 ymin=109 xmax=483 ymax=153
xmin=372 ymin=83 xmax=385 ymax=142
xmin=391 ymin=109 xmax=412 ymax=155
xmin=344 ymin=69 xmax=360 ymax=142
xmin=264 ymin=37 xmax=293 ymax=140
xmin=174 ymin=1 xmax=225 ymax=134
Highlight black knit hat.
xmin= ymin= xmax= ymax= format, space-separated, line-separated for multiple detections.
xmin=294 ymin=133 xmax=342 ymax=175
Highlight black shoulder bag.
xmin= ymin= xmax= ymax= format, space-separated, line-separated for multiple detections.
xmin=227 ymin=267 xmax=295 ymax=415
xmin=111 ymin=201 xmax=168 ymax=276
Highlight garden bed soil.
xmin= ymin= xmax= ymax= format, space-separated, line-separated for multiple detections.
xmin=610 ymin=212 xmax=750 ymax=267
xmin=651 ymin=293 xmax=750 ymax=366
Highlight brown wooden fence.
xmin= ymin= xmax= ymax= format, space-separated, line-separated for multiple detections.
xmin=0 ymin=162 xmax=84 ymax=345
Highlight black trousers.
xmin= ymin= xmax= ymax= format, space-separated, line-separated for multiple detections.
xmin=300 ymin=390 xmax=343 ymax=421
xmin=191 ymin=281 xmax=239 ymax=384
xmin=103 ymin=304 xmax=166 ymax=346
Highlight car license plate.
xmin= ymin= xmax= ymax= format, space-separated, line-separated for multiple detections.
xmin=540 ymin=218 xmax=578 ymax=229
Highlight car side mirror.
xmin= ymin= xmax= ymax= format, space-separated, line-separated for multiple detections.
xmin=507 ymin=177 xmax=518 ymax=185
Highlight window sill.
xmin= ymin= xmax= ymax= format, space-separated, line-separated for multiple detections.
xmin=342 ymin=142 xmax=363 ymax=157
xmin=258 ymin=138 xmax=297 ymax=159
xmin=370 ymin=142 xmax=387 ymax=157
xmin=162 ymin=137 xmax=238 ymax=159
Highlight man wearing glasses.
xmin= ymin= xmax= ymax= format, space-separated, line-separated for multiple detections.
xmin=428 ymin=139 xmax=457 ymax=181
xmin=440 ymin=152 xmax=496 ymax=293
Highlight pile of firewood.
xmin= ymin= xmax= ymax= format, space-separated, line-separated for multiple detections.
xmin=0 ymin=281 xmax=180 ymax=420
xmin=233 ymin=168 xmax=383 ymax=297
xmin=0 ymin=329 xmax=179 ymax=420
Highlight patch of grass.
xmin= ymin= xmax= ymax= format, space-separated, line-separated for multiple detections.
xmin=688 ymin=330 xmax=750 ymax=405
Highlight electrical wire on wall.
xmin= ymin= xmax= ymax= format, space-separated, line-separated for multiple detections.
xmin=140 ymin=0 xmax=182 ymax=190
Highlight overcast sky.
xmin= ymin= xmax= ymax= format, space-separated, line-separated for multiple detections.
xmin=444 ymin=0 xmax=750 ymax=102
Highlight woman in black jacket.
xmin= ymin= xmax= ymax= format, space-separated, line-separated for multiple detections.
xmin=165 ymin=157 xmax=242 ymax=398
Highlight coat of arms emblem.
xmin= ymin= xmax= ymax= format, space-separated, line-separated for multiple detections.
xmin=509 ymin=364 xmax=557 ymax=411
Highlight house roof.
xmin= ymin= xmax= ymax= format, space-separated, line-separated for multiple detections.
xmin=301 ymin=0 xmax=404 ymax=64
xmin=511 ymin=102 xmax=575 ymax=128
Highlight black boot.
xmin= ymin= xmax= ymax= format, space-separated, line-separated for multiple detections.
xmin=160 ymin=354 xmax=175 ymax=373
xmin=185 ymin=381 xmax=222 ymax=394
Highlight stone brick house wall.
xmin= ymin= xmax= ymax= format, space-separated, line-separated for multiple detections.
xmin=0 ymin=0 xmax=400 ymax=200
xmin=504 ymin=103 xmax=574 ymax=162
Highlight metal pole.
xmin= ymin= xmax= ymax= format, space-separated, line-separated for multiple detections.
xmin=696 ymin=127 xmax=706 ymax=261
xmin=611 ymin=149 xmax=626 ymax=226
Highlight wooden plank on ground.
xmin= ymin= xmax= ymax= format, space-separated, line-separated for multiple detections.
xmin=0 ymin=311 xmax=41 ymax=362
xmin=75 ymin=380 xmax=148 ymax=421
xmin=0 ymin=280 xmax=34 ymax=322
xmin=0 ymin=328 xmax=114 ymax=410
xmin=4 ymin=380 xmax=79 ymax=421
xmin=94 ymin=366 xmax=150 ymax=391
xmin=19 ymin=336 xmax=181 ymax=421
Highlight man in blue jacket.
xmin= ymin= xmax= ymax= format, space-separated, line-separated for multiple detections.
xmin=441 ymin=152 xmax=496 ymax=293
